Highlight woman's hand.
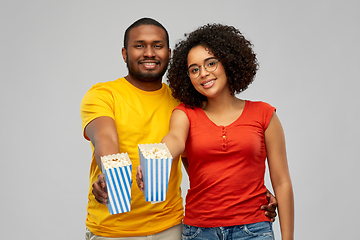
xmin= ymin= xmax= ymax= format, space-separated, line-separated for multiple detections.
xmin=136 ymin=165 xmax=144 ymax=192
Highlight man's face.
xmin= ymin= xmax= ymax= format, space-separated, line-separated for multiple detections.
xmin=122 ymin=25 xmax=171 ymax=83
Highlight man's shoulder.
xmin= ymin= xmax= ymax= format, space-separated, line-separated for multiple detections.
xmin=161 ymin=82 xmax=172 ymax=93
xmin=90 ymin=77 xmax=123 ymax=89
xmin=107 ymin=77 xmax=125 ymax=86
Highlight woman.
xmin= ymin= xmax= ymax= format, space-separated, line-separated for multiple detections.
xmin=144 ymin=23 xmax=293 ymax=239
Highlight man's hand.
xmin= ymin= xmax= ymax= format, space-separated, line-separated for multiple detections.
xmin=261 ymin=189 xmax=278 ymax=222
xmin=92 ymin=173 xmax=108 ymax=204
xmin=136 ymin=165 xmax=144 ymax=192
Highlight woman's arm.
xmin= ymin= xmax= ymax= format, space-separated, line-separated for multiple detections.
xmin=265 ymin=112 xmax=294 ymax=240
xmin=136 ymin=109 xmax=190 ymax=191
xmin=161 ymin=109 xmax=190 ymax=159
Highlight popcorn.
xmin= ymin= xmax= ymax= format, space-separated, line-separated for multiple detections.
xmin=101 ymin=153 xmax=132 ymax=215
xmin=138 ymin=143 xmax=172 ymax=203
xmin=140 ymin=147 xmax=168 ymax=160
xmin=102 ymin=154 xmax=131 ymax=170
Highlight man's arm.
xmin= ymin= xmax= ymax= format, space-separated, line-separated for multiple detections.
xmin=85 ymin=116 xmax=119 ymax=204
xmin=92 ymin=173 xmax=108 ymax=204
xmin=85 ymin=116 xmax=119 ymax=168
xmin=261 ymin=189 xmax=278 ymax=222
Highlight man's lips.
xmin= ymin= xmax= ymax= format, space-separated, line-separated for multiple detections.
xmin=139 ymin=60 xmax=160 ymax=69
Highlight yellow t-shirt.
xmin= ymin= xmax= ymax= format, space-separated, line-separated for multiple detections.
xmin=80 ymin=77 xmax=183 ymax=237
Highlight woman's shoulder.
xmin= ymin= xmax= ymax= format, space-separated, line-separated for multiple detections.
xmin=244 ymin=100 xmax=276 ymax=123
xmin=245 ymin=100 xmax=275 ymax=109
xmin=174 ymin=103 xmax=204 ymax=121
xmin=175 ymin=103 xmax=202 ymax=111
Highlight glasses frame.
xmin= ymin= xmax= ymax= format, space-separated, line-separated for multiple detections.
xmin=187 ymin=59 xmax=220 ymax=79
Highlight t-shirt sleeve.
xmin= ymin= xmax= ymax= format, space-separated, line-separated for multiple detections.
xmin=173 ymin=103 xmax=190 ymax=119
xmin=80 ymin=84 xmax=115 ymax=140
xmin=173 ymin=103 xmax=187 ymax=113
xmin=260 ymin=101 xmax=276 ymax=131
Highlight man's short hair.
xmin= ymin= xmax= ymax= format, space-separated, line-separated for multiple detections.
xmin=123 ymin=17 xmax=169 ymax=50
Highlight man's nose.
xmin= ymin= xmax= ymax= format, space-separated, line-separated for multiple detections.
xmin=143 ymin=46 xmax=155 ymax=57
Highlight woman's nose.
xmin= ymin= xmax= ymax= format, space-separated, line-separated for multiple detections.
xmin=199 ymin=65 xmax=210 ymax=78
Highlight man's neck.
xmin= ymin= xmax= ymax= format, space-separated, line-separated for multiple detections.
xmin=124 ymin=75 xmax=163 ymax=91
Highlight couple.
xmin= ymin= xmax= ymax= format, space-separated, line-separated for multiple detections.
xmin=81 ymin=18 xmax=294 ymax=240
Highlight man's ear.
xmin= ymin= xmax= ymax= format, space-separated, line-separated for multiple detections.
xmin=121 ymin=47 xmax=127 ymax=63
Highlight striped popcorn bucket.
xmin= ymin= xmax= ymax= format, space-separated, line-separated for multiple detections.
xmin=101 ymin=153 xmax=132 ymax=215
xmin=138 ymin=143 xmax=172 ymax=203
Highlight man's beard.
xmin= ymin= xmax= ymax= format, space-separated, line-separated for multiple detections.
xmin=126 ymin=58 xmax=168 ymax=82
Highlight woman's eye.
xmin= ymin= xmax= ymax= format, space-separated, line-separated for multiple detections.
xmin=191 ymin=68 xmax=199 ymax=73
xmin=208 ymin=61 xmax=216 ymax=67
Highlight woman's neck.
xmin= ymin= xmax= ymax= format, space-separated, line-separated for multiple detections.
xmin=204 ymin=94 xmax=240 ymax=112
xmin=202 ymin=95 xmax=245 ymax=126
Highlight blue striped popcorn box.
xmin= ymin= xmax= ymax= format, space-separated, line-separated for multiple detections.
xmin=101 ymin=153 xmax=132 ymax=215
xmin=138 ymin=143 xmax=172 ymax=203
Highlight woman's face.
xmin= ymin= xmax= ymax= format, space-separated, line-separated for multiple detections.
xmin=187 ymin=45 xmax=229 ymax=99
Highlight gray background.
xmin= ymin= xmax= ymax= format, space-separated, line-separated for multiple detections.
xmin=1 ymin=0 xmax=359 ymax=239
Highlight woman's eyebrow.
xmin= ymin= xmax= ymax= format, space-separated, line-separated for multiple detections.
xmin=188 ymin=57 xmax=217 ymax=68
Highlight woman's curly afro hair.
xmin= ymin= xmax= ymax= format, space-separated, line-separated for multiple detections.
xmin=167 ymin=23 xmax=259 ymax=108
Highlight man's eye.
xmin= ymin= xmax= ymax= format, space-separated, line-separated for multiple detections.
xmin=154 ymin=45 xmax=163 ymax=49
xmin=135 ymin=44 xmax=143 ymax=48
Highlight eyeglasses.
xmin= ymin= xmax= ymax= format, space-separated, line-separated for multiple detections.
xmin=187 ymin=59 xmax=219 ymax=79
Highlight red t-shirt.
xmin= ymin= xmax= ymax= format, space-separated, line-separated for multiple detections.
xmin=176 ymin=100 xmax=276 ymax=227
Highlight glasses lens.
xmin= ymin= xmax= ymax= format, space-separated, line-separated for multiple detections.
xmin=188 ymin=66 xmax=200 ymax=78
xmin=205 ymin=59 xmax=218 ymax=72
xmin=187 ymin=59 xmax=218 ymax=78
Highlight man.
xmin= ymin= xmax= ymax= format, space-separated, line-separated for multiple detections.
xmin=81 ymin=18 xmax=277 ymax=240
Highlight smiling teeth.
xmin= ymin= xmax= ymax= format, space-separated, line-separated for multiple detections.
xmin=143 ymin=63 xmax=156 ymax=65
xmin=203 ymin=80 xmax=214 ymax=86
